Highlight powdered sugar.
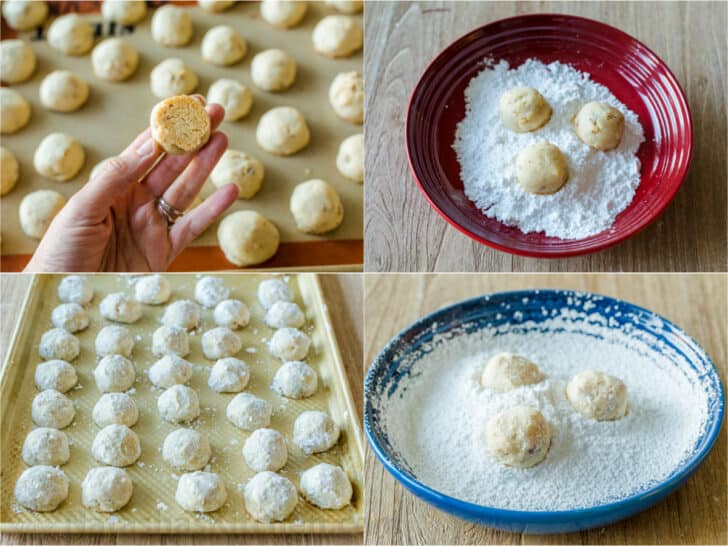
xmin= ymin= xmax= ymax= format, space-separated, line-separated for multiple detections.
xmin=453 ymin=59 xmax=645 ymax=239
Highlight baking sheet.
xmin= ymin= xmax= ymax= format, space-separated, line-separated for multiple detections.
xmin=0 ymin=273 xmax=364 ymax=533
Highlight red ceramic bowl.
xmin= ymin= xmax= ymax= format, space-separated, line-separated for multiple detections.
xmin=405 ymin=14 xmax=693 ymax=258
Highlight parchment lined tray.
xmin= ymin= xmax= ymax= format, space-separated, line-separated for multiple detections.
xmin=0 ymin=273 xmax=364 ymax=533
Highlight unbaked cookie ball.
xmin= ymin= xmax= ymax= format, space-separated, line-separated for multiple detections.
xmin=258 ymin=278 xmax=293 ymax=310
xmin=201 ymin=25 xmax=246 ymax=66
xmin=566 ymin=369 xmax=628 ymax=421
xmin=199 ymin=0 xmax=235 ymax=12
xmin=134 ymin=274 xmax=171 ymax=304
xmin=243 ymin=428 xmax=287 ymax=472
xmin=300 ymin=463 xmax=352 ymax=509
xmin=102 ymin=0 xmax=147 ymax=24
xmin=151 ymin=5 xmax=193 ymax=47
xmin=162 ymin=299 xmax=201 ymax=330
xmin=1 ymin=147 xmax=19 ymax=196
xmin=158 ymin=384 xmax=200 ymax=423
xmin=293 ymin=410 xmax=340 ymax=454
xmin=217 ymin=210 xmax=280 ymax=267
xmin=574 ymin=101 xmax=625 ymax=151
xmin=35 ymin=360 xmax=77 ymax=393
xmin=201 ymin=327 xmax=241 ymax=360
xmin=48 ymin=14 xmax=94 ymax=56
xmin=326 ymin=0 xmax=363 ymax=13
xmin=208 ymin=357 xmax=250 ymax=393
xmin=150 ymin=58 xmax=198 ymax=99
xmin=290 ymin=179 xmax=344 ymax=234
xmin=0 ymin=88 xmax=31 ymax=134
xmin=213 ymin=299 xmax=250 ymax=329
xmin=244 ymin=471 xmax=297 ymax=522
xmin=256 ymin=106 xmax=310 ymax=156
xmin=0 ymin=39 xmax=36 ymax=84
xmin=195 ymin=276 xmax=230 ymax=308
xmin=94 ymin=354 xmax=136 ymax=393
xmin=14 ymin=466 xmax=68 ymax=512
xmin=329 ymin=71 xmax=364 ymax=124
xmin=265 ymin=301 xmax=304 ymax=329
xmin=58 ymin=275 xmax=93 ymax=304
xmin=499 ymin=87 xmax=552 ymax=133
xmin=92 ymin=392 xmax=139 ymax=427
xmin=486 ymin=405 xmax=551 ymax=468
xmin=92 ymin=38 xmax=139 ymax=81
xmin=480 ymin=352 xmax=543 ymax=392
xmin=336 ymin=133 xmax=363 ymax=183
xmin=312 ymin=15 xmax=362 ymax=58
xmin=40 ymin=70 xmax=89 ymax=112
xmin=210 ymin=150 xmax=264 ymax=199
xmin=227 ymin=392 xmax=272 ymax=431
xmin=272 ymin=360 xmax=317 ymax=399
xmin=32 ymin=389 xmax=75 ymax=429
xmin=95 ymin=325 xmax=134 ymax=358
xmin=51 ymin=302 xmax=89 ymax=333
xmin=251 ymin=49 xmax=296 ymax=92
xmin=515 ymin=141 xmax=569 ymax=195
xmin=151 ymin=95 xmax=211 ymax=155
xmin=152 ymin=325 xmax=190 ymax=357
xmin=162 ymin=428 xmax=211 ymax=471
xmin=207 ymin=78 xmax=253 ymax=121
xmin=100 ymin=292 xmax=142 ymax=323
xmin=175 ymin=471 xmax=227 ymax=512
xmin=22 ymin=427 xmax=70 ymax=466
xmin=92 ymin=424 xmax=141 ymax=467
xmin=260 ymin=0 xmax=307 ymax=28
xmin=269 ymin=327 xmax=311 ymax=361
xmin=2 ymin=1 xmax=48 ymax=31
xmin=33 ymin=133 xmax=85 ymax=181
xmin=148 ymin=354 xmax=193 ymax=389
xmin=39 ymin=328 xmax=79 ymax=361
xmin=82 ymin=466 xmax=133 ymax=512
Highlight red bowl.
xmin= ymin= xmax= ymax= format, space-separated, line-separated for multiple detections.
xmin=405 ymin=14 xmax=693 ymax=258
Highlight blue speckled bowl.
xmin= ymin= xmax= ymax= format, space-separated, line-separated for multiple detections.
xmin=364 ymin=290 xmax=724 ymax=534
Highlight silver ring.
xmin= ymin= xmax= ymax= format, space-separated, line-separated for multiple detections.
xmin=156 ymin=197 xmax=184 ymax=225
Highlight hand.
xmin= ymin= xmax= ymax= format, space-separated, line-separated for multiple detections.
xmin=25 ymin=99 xmax=239 ymax=272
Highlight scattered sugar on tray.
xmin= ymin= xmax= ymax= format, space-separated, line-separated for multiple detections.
xmin=156 ymin=501 xmax=169 ymax=511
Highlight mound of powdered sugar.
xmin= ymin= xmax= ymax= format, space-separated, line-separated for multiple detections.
xmin=453 ymin=59 xmax=645 ymax=240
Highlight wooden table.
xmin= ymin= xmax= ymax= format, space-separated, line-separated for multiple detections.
xmin=364 ymin=1 xmax=727 ymax=272
xmin=0 ymin=273 xmax=363 ymax=546
xmin=364 ymin=274 xmax=727 ymax=545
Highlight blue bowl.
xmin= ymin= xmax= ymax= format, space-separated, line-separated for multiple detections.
xmin=364 ymin=289 xmax=724 ymax=534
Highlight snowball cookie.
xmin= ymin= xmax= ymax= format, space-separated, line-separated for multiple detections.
xmin=272 ymin=360 xmax=317 ymax=399
xmin=100 ymin=292 xmax=143 ymax=323
xmin=480 ymin=352 xmax=543 ymax=392
xmin=2 ymin=1 xmax=48 ymax=31
xmin=39 ymin=328 xmax=80 ymax=361
xmin=175 ymin=471 xmax=227 ymax=512
xmin=92 ymin=38 xmax=139 ymax=81
xmin=58 ymin=275 xmax=93 ymax=304
xmin=214 ymin=299 xmax=250 ymax=329
xmin=82 ymin=466 xmax=133 ymax=512
xmin=151 ymin=5 xmax=193 ymax=47
xmin=158 ymin=384 xmax=200 ymax=423
xmin=269 ymin=327 xmax=311 ymax=361
xmin=290 ymin=179 xmax=344 ymax=234
xmin=92 ymin=424 xmax=141 ymax=467
xmin=1 ymin=147 xmax=19 ymax=196
xmin=293 ymin=410 xmax=340 ymax=454
xmin=329 ymin=71 xmax=364 ymax=124
xmin=201 ymin=25 xmax=246 ymax=66
xmin=48 ymin=14 xmax=94 ymax=56
xmin=163 ymin=428 xmax=211 ymax=471
xmin=195 ymin=275 xmax=230 ymax=308
xmin=40 ymin=70 xmax=89 ymax=112
xmin=574 ymin=101 xmax=625 ymax=151
xmin=312 ymin=15 xmax=363 ymax=58
xmin=210 ymin=149 xmax=264 ymax=199
xmin=566 ymin=369 xmax=628 ymax=421
xmin=208 ymin=357 xmax=250 ymax=393
xmin=336 ymin=133 xmax=363 ymax=183
xmin=162 ymin=299 xmax=201 ymax=330
xmin=151 ymin=95 xmax=211 ymax=155
xmin=515 ymin=141 xmax=569 ymax=195
xmin=485 ymin=405 xmax=551 ymax=468
xmin=134 ymin=274 xmax=171 ymax=304
xmin=148 ymin=354 xmax=193 ymax=388
xmin=217 ymin=210 xmax=280 ymax=267
xmin=244 ymin=471 xmax=297 ymax=522
xmin=251 ymin=49 xmax=296 ymax=92
xmin=498 ymin=87 xmax=552 ymax=133
xmin=227 ymin=393 xmax=272 ymax=431
xmin=256 ymin=106 xmax=310 ymax=156
xmin=326 ymin=0 xmax=363 ymax=13
xmin=206 ymin=79 xmax=253 ymax=121
xmin=260 ymin=0 xmax=307 ymax=28
xmin=0 ymin=39 xmax=36 ymax=84
xmin=14 ymin=466 xmax=68 ymax=512
xmin=94 ymin=354 xmax=136 ymax=393
xmin=202 ymin=327 xmax=242 ymax=360
xmin=102 ymin=0 xmax=147 ymax=24
xmin=243 ymin=428 xmax=287 ymax=472
xmin=150 ymin=58 xmax=198 ymax=99
xmin=22 ymin=428 xmax=70 ymax=466
xmin=33 ymin=133 xmax=85 ymax=182
xmin=199 ymin=0 xmax=235 ymax=12
xmin=1 ymin=88 xmax=31 ymax=134
xmin=35 ymin=360 xmax=77 ymax=393
xmin=265 ymin=301 xmax=304 ymax=329
xmin=152 ymin=325 xmax=190 ymax=357
xmin=95 ymin=325 xmax=134 ymax=358
xmin=51 ymin=302 xmax=89 ymax=333
xmin=258 ymin=278 xmax=293 ymax=310
xmin=92 ymin=392 xmax=139 ymax=427
xmin=300 ymin=463 xmax=352 ymax=509
xmin=31 ymin=389 xmax=75 ymax=429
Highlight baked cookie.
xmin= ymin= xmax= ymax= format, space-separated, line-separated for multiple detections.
xmin=256 ymin=106 xmax=310 ymax=156
xmin=312 ymin=15 xmax=362 ymax=57
xmin=201 ymin=25 xmax=247 ymax=66
xmin=290 ymin=179 xmax=344 ymax=234
xmin=92 ymin=38 xmax=139 ymax=81
xmin=101 ymin=0 xmax=147 ymax=24
xmin=206 ymin=78 xmax=253 ymax=121
xmin=198 ymin=1 xmax=236 ymax=12
xmin=151 ymin=5 xmax=193 ymax=47
xmin=19 ymin=190 xmax=66 ymax=238
xmin=2 ymin=1 xmax=48 ymax=31
xmin=336 ymin=133 xmax=363 ymax=182
xmin=33 ymin=133 xmax=85 ymax=182
xmin=150 ymin=58 xmax=198 ymax=99
xmin=260 ymin=0 xmax=307 ymax=28
xmin=329 ymin=71 xmax=363 ymax=124
xmin=210 ymin=149 xmax=264 ymax=199
xmin=1 ymin=147 xmax=19 ymax=196
xmin=40 ymin=70 xmax=89 ymax=112
xmin=217 ymin=210 xmax=280 ymax=267
xmin=0 ymin=39 xmax=36 ymax=84
xmin=150 ymin=95 xmax=211 ymax=155
xmin=48 ymin=14 xmax=94 ymax=56
xmin=251 ymin=49 xmax=296 ymax=92
xmin=0 ymin=88 xmax=31 ymax=134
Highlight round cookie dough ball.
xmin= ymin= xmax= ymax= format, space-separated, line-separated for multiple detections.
xmin=14 ymin=466 xmax=68 ymax=512
xmin=207 ymin=78 xmax=253 ymax=121
xmin=244 ymin=471 xmax=297 ymax=522
xmin=35 ymin=360 xmax=77 ymax=393
xmin=175 ymin=471 xmax=227 ymax=512
xmin=208 ymin=357 xmax=250 ymax=393
xmin=272 ymin=360 xmax=317 ymax=399
xmin=150 ymin=58 xmax=198 ymax=99
xmin=574 ymin=101 xmax=625 ymax=151
xmin=0 ymin=39 xmax=36 ymax=84
xmin=134 ymin=274 xmax=171 ymax=304
xmin=312 ymin=15 xmax=362 ymax=58
xmin=92 ymin=38 xmax=139 ymax=81
xmin=300 ymin=463 xmax=352 ymax=509
xmin=39 ymin=328 xmax=79 ymax=361
xmin=58 ymin=275 xmax=93 ymax=304
xmin=566 ymin=369 xmax=628 ymax=421
xmin=95 ymin=325 xmax=134 ymax=358
xmin=92 ymin=392 xmax=139 ymax=427
xmin=100 ymin=292 xmax=143 ymax=323
xmin=499 ymin=87 xmax=552 ymax=133
xmin=1 ymin=88 xmax=31 ymax=134
xmin=151 ymin=5 xmax=193 ymax=48
xmin=31 ymin=389 xmax=75 ymax=429
xmin=92 ymin=424 xmax=141 ymax=467
xmin=195 ymin=276 xmax=230 ymax=308
xmin=480 ymin=352 xmax=543 ymax=392
xmin=2 ymin=1 xmax=48 ymax=31
xmin=485 ymin=405 xmax=551 ymax=468
xmin=163 ymin=428 xmax=211 ymax=470
xmin=40 ymin=70 xmax=89 ymax=112
xmin=210 ymin=150 xmax=264 ymax=199
xmin=199 ymin=0 xmax=235 ymax=12
xmin=293 ymin=410 xmax=340 ymax=454
xmin=19 ymin=191 xmax=65 ymax=239
xmin=101 ymin=0 xmax=147 ymax=24
xmin=515 ymin=141 xmax=569 ymax=195
xmin=243 ymin=428 xmax=287 ymax=472
xmin=213 ymin=299 xmax=250 ymax=329
xmin=158 ymin=384 xmax=200 ymax=423
xmin=251 ymin=49 xmax=296 ymax=92
xmin=265 ymin=301 xmax=304 ymax=329
xmin=256 ymin=106 xmax=310 ymax=156
xmin=201 ymin=25 xmax=246 ymax=66
xmin=1 ymin=147 xmax=19 ymax=195
xmin=152 ymin=325 xmax=190 ymax=357
xmin=336 ymin=133 xmax=363 ymax=183
xmin=33 ymin=133 xmax=85 ymax=181
xmin=82 ymin=466 xmax=133 ymax=512
xmin=326 ymin=0 xmax=363 ymax=13
xmin=51 ymin=302 xmax=89 ymax=333
xmin=269 ymin=327 xmax=311 ymax=361
xmin=217 ymin=210 xmax=280 ymax=267
xmin=151 ymin=95 xmax=211 ymax=155
xmin=162 ymin=299 xmax=200 ymax=330
xmin=227 ymin=392 xmax=272 ymax=431
xmin=22 ymin=428 xmax=70 ymax=466
xmin=290 ymin=179 xmax=344 ymax=234
xmin=329 ymin=71 xmax=364 ymax=124
xmin=260 ymin=0 xmax=307 ymax=28
xmin=148 ymin=354 xmax=193 ymax=388
xmin=258 ymin=278 xmax=293 ymax=310
xmin=48 ymin=14 xmax=94 ymax=56
xmin=202 ymin=327 xmax=241 ymax=360
xmin=94 ymin=354 xmax=136 ymax=393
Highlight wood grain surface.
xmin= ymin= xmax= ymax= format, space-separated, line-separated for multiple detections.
xmin=0 ymin=273 xmax=363 ymax=546
xmin=364 ymin=1 xmax=728 ymax=272
xmin=364 ymin=273 xmax=727 ymax=545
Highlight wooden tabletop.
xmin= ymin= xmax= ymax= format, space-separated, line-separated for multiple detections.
xmin=364 ymin=1 xmax=727 ymax=272
xmin=0 ymin=273 xmax=363 ymax=546
xmin=364 ymin=274 xmax=727 ymax=545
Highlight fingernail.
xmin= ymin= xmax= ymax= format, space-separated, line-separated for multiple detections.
xmin=136 ymin=138 xmax=156 ymax=157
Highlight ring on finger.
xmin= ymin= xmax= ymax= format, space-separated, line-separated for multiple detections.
xmin=156 ymin=196 xmax=184 ymax=225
